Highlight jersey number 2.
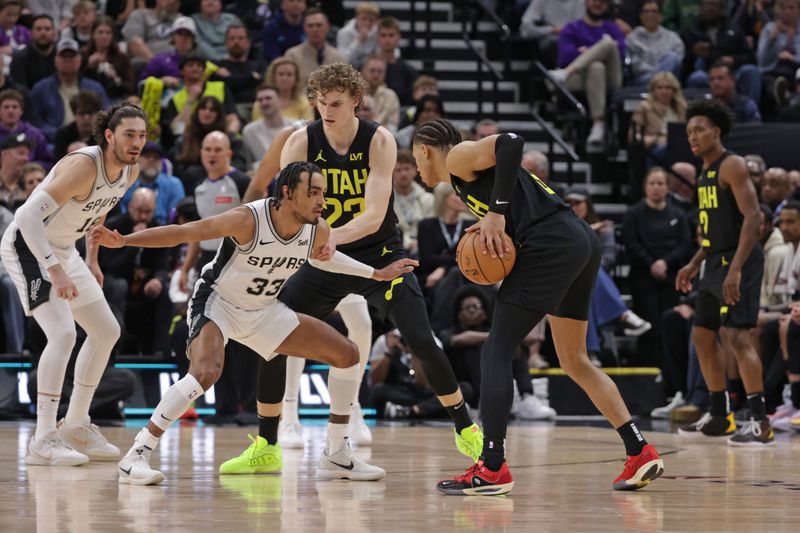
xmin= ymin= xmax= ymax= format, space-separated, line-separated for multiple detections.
xmin=247 ymin=278 xmax=285 ymax=297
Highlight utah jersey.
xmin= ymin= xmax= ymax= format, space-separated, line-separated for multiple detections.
xmin=697 ymin=151 xmax=740 ymax=254
xmin=15 ymin=145 xmax=132 ymax=257
xmin=195 ymin=199 xmax=316 ymax=311
xmin=450 ymin=165 xmax=569 ymax=242
xmin=306 ymin=118 xmax=398 ymax=255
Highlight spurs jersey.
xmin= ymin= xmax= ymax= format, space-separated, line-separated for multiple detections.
xmin=306 ymin=118 xmax=398 ymax=255
xmin=196 ymin=199 xmax=316 ymax=311
xmin=697 ymin=151 xmax=740 ymax=253
xmin=17 ymin=145 xmax=132 ymax=257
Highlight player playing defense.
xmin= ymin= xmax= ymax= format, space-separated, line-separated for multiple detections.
xmin=92 ymin=161 xmax=416 ymax=485
xmin=676 ymin=100 xmax=775 ymax=446
xmin=0 ymin=103 xmax=147 ymax=466
xmin=412 ymin=118 xmax=664 ymax=495
xmin=223 ymin=63 xmax=481 ymax=479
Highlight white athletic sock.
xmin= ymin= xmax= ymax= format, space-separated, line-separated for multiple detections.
xmin=283 ymin=356 xmax=305 ymax=420
xmin=64 ymin=382 xmax=95 ymax=427
xmin=327 ymin=422 xmax=349 ymax=453
xmin=133 ymin=427 xmax=160 ymax=452
xmin=35 ymin=393 xmax=60 ymax=440
xmin=283 ymin=397 xmax=299 ymax=424
xmin=150 ymin=374 xmax=204 ymax=431
xmin=328 ymin=363 xmax=359 ymax=417
xmin=337 ymin=298 xmax=371 ymax=405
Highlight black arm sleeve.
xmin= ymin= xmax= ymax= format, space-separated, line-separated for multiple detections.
xmin=489 ymin=133 xmax=525 ymax=214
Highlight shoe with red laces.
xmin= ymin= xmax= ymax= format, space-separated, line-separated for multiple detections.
xmin=613 ymin=444 xmax=664 ymax=491
xmin=437 ymin=460 xmax=514 ymax=496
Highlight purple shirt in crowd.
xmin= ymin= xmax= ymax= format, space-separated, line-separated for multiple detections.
xmin=139 ymin=51 xmax=181 ymax=81
xmin=558 ymin=19 xmax=626 ymax=68
xmin=0 ymin=25 xmax=31 ymax=49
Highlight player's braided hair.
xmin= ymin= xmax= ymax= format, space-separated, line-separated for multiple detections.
xmin=272 ymin=161 xmax=323 ymax=208
xmin=412 ymin=118 xmax=462 ymax=150
xmin=686 ymin=99 xmax=733 ymax=138
xmin=94 ymin=103 xmax=146 ymax=148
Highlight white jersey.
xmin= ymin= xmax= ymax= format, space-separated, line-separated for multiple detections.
xmin=195 ymin=199 xmax=316 ymax=311
xmin=30 ymin=146 xmax=132 ymax=257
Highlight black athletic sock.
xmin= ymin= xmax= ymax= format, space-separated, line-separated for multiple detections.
xmin=792 ymin=382 xmax=800 ymax=409
xmin=746 ymin=393 xmax=766 ymax=421
xmin=481 ymin=436 xmax=505 ymax=471
xmin=709 ymin=390 xmax=730 ymax=417
xmin=258 ymin=415 xmax=280 ymax=444
xmin=445 ymin=399 xmax=472 ymax=433
xmin=616 ymin=420 xmax=647 ymax=456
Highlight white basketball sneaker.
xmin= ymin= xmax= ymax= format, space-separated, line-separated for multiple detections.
xmin=58 ymin=420 xmax=120 ymax=460
xmin=278 ymin=420 xmax=305 ymax=449
xmin=348 ymin=403 xmax=373 ymax=446
xmin=118 ymin=446 xmax=165 ymax=486
xmin=25 ymin=430 xmax=89 ymax=466
xmin=516 ymin=394 xmax=557 ymax=420
xmin=317 ymin=441 xmax=385 ymax=481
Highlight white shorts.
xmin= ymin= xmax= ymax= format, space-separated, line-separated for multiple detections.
xmin=0 ymin=227 xmax=104 ymax=316
xmin=187 ymin=286 xmax=299 ymax=361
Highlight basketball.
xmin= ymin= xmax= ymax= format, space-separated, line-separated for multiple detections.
xmin=456 ymin=231 xmax=516 ymax=285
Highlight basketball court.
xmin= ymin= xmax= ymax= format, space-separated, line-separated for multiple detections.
xmin=1 ymin=420 xmax=797 ymax=532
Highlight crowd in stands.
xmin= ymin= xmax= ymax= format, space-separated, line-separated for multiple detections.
xmin=0 ymin=0 xmax=799 ymax=428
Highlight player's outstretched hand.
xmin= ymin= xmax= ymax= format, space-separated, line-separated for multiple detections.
xmin=675 ymin=262 xmax=698 ymax=293
xmin=465 ymin=211 xmax=510 ymax=259
xmin=372 ymin=258 xmax=419 ymax=281
xmin=90 ymin=225 xmax=125 ymax=248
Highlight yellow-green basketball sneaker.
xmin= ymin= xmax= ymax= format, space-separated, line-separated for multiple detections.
xmin=455 ymin=423 xmax=483 ymax=462
xmin=219 ymin=435 xmax=282 ymax=475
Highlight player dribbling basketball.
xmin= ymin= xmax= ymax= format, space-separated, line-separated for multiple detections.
xmin=412 ymin=118 xmax=664 ymax=495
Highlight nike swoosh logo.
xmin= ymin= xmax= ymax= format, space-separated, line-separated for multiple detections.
xmin=259 ymin=240 xmax=275 ymax=245
xmin=160 ymin=414 xmax=174 ymax=422
xmin=45 ymin=254 xmax=52 ymax=260
xmin=119 ymin=466 xmax=131 ymax=475
xmin=96 ymin=184 xmax=105 ymax=190
xmin=495 ymin=200 xmax=509 ymax=205
xmin=329 ymin=459 xmax=355 ymax=470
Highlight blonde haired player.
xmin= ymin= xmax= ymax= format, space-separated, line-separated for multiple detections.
xmin=0 ymin=103 xmax=147 ymax=466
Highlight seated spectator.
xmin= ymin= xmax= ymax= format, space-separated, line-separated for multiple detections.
xmin=361 ymin=55 xmax=399 ymax=131
xmin=566 ymin=185 xmax=651 ymax=362
xmin=138 ymin=16 xmax=205 ymax=85
xmin=121 ymin=0 xmax=181 ymax=65
xmin=170 ymin=95 xmax=246 ymax=193
xmin=192 ymin=0 xmax=241 ymax=63
xmin=708 ymin=61 xmax=762 ymax=123
xmin=622 ymin=168 xmax=694 ymax=367
xmin=551 ymin=0 xmax=626 ymax=146
xmin=399 ymin=75 xmax=439 ymax=128
xmin=0 ymin=132 xmax=31 ymax=210
xmin=337 ymin=1 xmax=380 ymax=66
xmin=417 ymin=183 xmax=468 ymax=292
xmin=20 ymin=162 xmax=44 ymax=196
xmin=762 ymin=167 xmax=794 ymax=218
xmin=682 ymin=0 xmax=761 ymax=104
xmin=356 ymin=94 xmax=375 ymax=121
xmin=520 ymin=0 xmax=585 ymax=68
xmin=627 ymin=0 xmax=685 ymax=86
xmin=101 ymin=188 xmax=172 ymax=356
xmin=242 ymin=83 xmax=291 ymax=167
xmin=0 ymin=0 xmax=30 ymax=56
xmin=662 ymin=0 xmax=702 ymax=34
xmin=261 ymin=0 xmax=307 ymax=67
xmin=473 ymin=119 xmax=499 ymax=139
xmin=161 ymin=53 xmax=240 ymax=141
xmin=0 ymin=49 xmax=28 ymax=107
xmin=746 ymin=153 xmax=767 ymax=191
xmin=215 ymin=23 xmax=265 ymax=107
xmin=629 ymin=72 xmax=687 ymax=167
xmin=283 ymin=7 xmax=346 ymax=87
xmin=120 ymin=142 xmax=185 ymax=226
xmin=9 ymin=14 xmax=55 ymax=89
xmin=776 ymin=68 xmax=800 ymax=120
xmin=521 ymin=149 xmax=565 ymax=195
xmin=0 ymin=89 xmax=50 ymax=166
xmin=26 ymin=0 xmax=76 ymax=31
xmin=395 ymin=94 xmax=445 ymax=149
xmin=393 ymin=149 xmax=433 ymax=254
xmin=376 ymin=17 xmax=418 ymax=106
xmin=81 ymin=16 xmax=135 ymax=101
xmin=30 ymin=38 xmax=109 ymax=143
xmin=61 ymin=0 xmax=96 ymax=50
xmin=758 ymin=0 xmax=800 ymax=109
xmin=368 ymin=328 xmax=474 ymax=419
xmin=54 ymin=91 xmax=101 ymax=159
xmin=252 ymin=57 xmax=313 ymax=121
xmin=668 ymin=161 xmax=698 ymax=216
xmin=760 ymin=204 xmax=792 ymax=308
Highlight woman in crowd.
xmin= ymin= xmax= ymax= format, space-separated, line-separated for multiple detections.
xmin=629 ymin=72 xmax=687 ymax=169
xmin=252 ymin=58 xmax=312 ymax=121
xmin=81 ymin=15 xmax=135 ymax=101
xmin=417 ymin=183 xmax=470 ymax=294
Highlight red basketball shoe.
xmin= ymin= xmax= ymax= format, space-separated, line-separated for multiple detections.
xmin=437 ymin=460 xmax=514 ymax=496
xmin=612 ymin=444 xmax=664 ymax=491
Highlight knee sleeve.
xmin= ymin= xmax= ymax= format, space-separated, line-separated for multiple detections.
xmin=257 ymin=355 xmax=286 ymax=404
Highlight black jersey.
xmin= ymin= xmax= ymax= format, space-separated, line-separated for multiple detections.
xmin=450 ymin=166 xmax=569 ymax=242
xmin=697 ymin=151 xmax=741 ymax=254
xmin=306 ymin=118 xmax=398 ymax=255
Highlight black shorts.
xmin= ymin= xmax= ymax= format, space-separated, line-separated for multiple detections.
xmin=694 ymin=245 xmax=763 ymax=331
xmin=277 ymin=233 xmax=423 ymax=320
xmin=499 ymin=210 xmax=601 ymax=320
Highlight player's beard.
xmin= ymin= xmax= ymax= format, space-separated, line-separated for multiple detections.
xmin=113 ymin=142 xmax=138 ymax=165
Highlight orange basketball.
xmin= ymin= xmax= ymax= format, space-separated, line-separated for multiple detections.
xmin=456 ymin=231 xmax=516 ymax=285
